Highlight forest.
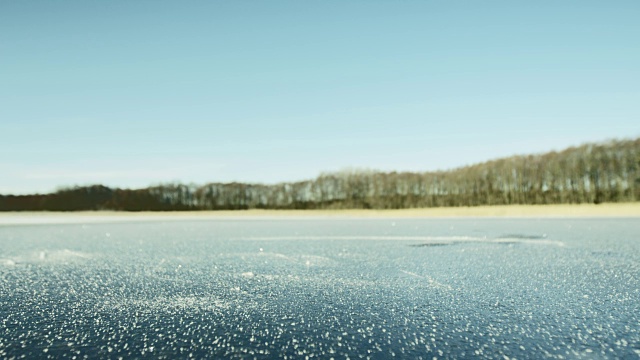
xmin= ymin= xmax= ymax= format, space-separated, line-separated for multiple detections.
xmin=1 ymin=138 xmax=639 ymax=211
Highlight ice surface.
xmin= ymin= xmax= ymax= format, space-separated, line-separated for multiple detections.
xmin=0 ymin=218 xmax=639 ymax=359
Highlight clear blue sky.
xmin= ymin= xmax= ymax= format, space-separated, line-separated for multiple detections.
xmin=1 ymin=1 xmax=639 ymax=194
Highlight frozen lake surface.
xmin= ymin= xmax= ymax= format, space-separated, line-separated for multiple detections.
xmin=1 ymin=217 xmax=639 ymax=359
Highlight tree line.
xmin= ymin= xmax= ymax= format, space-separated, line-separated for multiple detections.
xmin=2 ymin=138 xmax=639 ymax=211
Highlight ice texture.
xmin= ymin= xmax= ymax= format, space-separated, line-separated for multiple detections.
xmin=1 ymin=218 xmax=639 ymax=359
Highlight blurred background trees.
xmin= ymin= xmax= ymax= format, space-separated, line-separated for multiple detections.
xmin=2 ymin=138 xmax=638 ymax=211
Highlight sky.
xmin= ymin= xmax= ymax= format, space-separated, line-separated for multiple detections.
xmin=1 ymin=1 xmax=639 ymax=194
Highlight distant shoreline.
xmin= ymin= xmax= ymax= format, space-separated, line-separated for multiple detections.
xmin=1 ymin=203 xmax=639 ymax=225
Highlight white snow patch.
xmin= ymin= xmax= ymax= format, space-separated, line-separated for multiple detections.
xmin=0 ymin=258 xmax=16 ymax=267
xmin=35 ymin=249 xmax=92 ymax=262
xmin=399 ymin=270 xmax=453 ymax=290
xmin=243 ymin=235 xmax=487 ymax=242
